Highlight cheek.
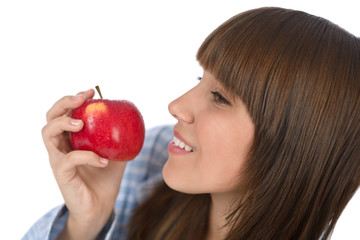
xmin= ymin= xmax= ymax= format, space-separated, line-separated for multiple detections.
xmin=198 ymin=115 xmax=253 ymax=161
xmin=196 ymin=116 xmax=254 ymax=190
xmin=198 ymin=141 xmax=247 ymax=191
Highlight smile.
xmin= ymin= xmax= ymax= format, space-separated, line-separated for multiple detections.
xmin=172 ymin=136 xmax=195 ymax=152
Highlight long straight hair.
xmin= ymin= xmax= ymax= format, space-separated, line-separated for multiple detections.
xmin=128 ymin=7 xmax=360 ymax=240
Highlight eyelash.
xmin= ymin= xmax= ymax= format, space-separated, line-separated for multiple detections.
xmin=210 ymin=91 xmax=231 ymax=105
xmin=197 ymin=76 xmax=231 ymax=105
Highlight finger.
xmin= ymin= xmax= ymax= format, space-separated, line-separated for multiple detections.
xmin=75 ymin=88 xmax=96 ymax=99
xmin=42 ymin=116 xmax=84 ymax=150
xmin=53 ymin=151 xmax=108 ymax=182
xmin=46 ymin=89 xmax=95 ymax=122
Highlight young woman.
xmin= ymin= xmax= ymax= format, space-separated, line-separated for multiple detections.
xmin=24 ymin=7 xmax=360 ymax=240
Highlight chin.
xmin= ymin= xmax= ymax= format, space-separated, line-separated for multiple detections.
xmin=162 ymin=162 xmax=200 ymax=194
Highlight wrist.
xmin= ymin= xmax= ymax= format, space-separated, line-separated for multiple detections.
xmin=58 ymin=210 xmax=114 ymax=240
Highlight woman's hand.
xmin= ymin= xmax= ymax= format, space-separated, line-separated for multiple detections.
xmin=42 ymin=89 xmax=127 ymax=239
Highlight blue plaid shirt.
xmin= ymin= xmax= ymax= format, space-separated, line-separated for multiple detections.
xmin=23 ymin=125 xmax=173 ymax=240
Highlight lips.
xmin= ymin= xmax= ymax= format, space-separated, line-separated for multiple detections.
xmin=172 ymin=136 xmax=195 ymax=152
xmin=168 ymin=131 xmax=196 ymax=154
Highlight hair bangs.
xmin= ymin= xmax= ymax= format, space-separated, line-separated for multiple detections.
xmin=196 ymin=7 xmax=321 ymax=124
xmin=196 ymin=9 xmax=260 ymax=109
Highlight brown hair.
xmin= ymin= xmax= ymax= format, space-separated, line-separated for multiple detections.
xmin=128 ymin=7 xmax=360 ymax=240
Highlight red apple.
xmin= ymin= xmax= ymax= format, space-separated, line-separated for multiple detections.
xmin=70 ymin=88 xmax=145 ymax=161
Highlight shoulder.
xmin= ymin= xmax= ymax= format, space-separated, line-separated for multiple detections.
xmin=124 ymin=124 xmax=173 ymax=197
xmin=121 ymin=124 xmax=173 ymax=180
xmin=108 ymin=125 xmax=173 ymax=237
xmin=141 ymin=125 xmax=173 ymax=169
xmin=112 ymin=125 xmax=173 ymax=221
xmin=22 ymin=205 xmax=67 ymax=240
xmin=143 ymin=125 xmax=173 ymax=154
xmin=125 ymin=125 xmax=173 ymax=174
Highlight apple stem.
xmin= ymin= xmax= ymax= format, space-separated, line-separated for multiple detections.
xmin=95 ymin=85 xmax=103 ymax=99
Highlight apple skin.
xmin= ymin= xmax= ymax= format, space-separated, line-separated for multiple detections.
xmin=70 ymin=99 xmax=145 ymax=161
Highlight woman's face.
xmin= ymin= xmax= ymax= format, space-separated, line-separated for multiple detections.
xmin=163 ymin=70 xmax=255 ymax=194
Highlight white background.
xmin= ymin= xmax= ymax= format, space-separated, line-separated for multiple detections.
xmin=1 ymin=0 xmax=359 ymax=239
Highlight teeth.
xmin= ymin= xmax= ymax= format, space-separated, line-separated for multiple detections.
xmin=174 ymin=137 xmax=180 ymax=146
xmin=172 ymin=136 xmax=195 ymax=152
xmin=184 ymin=145 xmax=192 ymax=151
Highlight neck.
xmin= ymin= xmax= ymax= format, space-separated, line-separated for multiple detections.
xmin=206 ymin=192 xmax=235 ymax=240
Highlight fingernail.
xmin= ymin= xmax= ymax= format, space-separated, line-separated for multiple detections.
xmin=99 ymin=158 xmax=108 ymax=164
xmin=70 ymin=119 xmax=82 ymax=125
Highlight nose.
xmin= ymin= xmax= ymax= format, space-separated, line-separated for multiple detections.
xmin=168 ymin=89 xmax=195 ymax=124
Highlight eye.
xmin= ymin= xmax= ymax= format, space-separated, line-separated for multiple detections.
xmin=210 ymin=91 xmax=231 ymax=105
